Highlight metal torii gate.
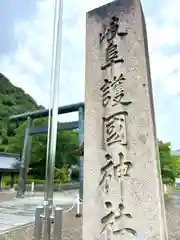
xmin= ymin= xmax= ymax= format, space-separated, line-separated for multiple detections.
xmin=9 ymin=102 xmax=84 ymax=200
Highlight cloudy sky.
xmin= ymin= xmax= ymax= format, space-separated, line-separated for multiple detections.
xmin=0 ymin=0 xmax=179 ymax=149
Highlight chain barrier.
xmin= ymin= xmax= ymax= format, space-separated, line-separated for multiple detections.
xmin=64 ymin=183 xmax=100 ymax=214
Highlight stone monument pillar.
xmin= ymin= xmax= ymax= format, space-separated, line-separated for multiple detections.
xmin=83 ymin=0 xmax=168 ymax=239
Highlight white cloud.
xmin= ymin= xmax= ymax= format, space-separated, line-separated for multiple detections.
xmin=0 ymin=0 xmax=180 ymax=147
xmin=149 ymin=51 xmax=180 ymax=94
xmin=145 ymin=0 xmax=180 ymax=94
xmin=161 ymin=0 xmax=180 ymax=23
xmin=0 ymin=0 xmax=54 ymax=106
xmin=0 ymin=0 xmax=113 ymax=107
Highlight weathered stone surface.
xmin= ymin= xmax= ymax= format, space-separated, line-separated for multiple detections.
xmin=83 ymin=0 xmax=168 ymax=239
xmin=0 ymin=223 xmax=34 ymax=240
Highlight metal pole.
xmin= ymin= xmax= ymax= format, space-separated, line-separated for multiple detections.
xmin=43 ymin=0 xmax=63 ymax=239
xmin=53 ymin=207 xmax=63 ymax=240
xmin=78 ymin=107 xmax=84 ymax=202
xmin=17 ymin=116 xmax=32 ymax=198
xmin=34 ymin=206 xmax=44 ymax=240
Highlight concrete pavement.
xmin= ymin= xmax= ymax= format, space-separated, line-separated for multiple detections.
xmin=0 ymin=190 xmax=78 ymax=233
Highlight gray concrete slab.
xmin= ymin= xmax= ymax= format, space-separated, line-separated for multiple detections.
xmin=0 ymin=190 xmax=78 ymax=233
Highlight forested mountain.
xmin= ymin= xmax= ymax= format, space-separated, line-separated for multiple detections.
xmin=0 ymin=73 xmax=42 ymax=115
xmin=0 ymin=73 xmax=79 ymax=181
xmin=0 ymin=73 xmax=43 ymax=150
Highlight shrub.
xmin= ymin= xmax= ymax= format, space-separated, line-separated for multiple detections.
xmin=3 ymin=175 xmax=18 ymax=186
xmin=55 ymin=168 xmax=68 ymax=183
xmin=3 ymin=176 xmax=10 ymax=186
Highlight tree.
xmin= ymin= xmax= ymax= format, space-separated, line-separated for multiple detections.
xmin=0 ymin=73 xmax=43 ymax=150
xmin=158 ymin=141 xmax=180 ymax=185
xmin=5 ymin=118 xmax=79 ymax=179
xmin=0 ymin=73 xmax=79 ymax=181
xmin=171 ymin=155 xmax=180 ymax=179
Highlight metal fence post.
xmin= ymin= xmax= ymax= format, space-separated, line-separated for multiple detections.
xmin=53 ymin=207 xmax=63 ymax=240
xmin=34 ymin=206 xmax=44 ymax=240
xmin=16 ymin=116 xmax=32 ymax=198
xmin=43 ymin=205 xmax=52 ymax=240
xmin=78 ymin=106 xmax=84 ymax=202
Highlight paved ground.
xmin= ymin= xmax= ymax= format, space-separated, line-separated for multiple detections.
xmin=0 ymin=190 xmax=180 ymax=239
xmin=0 ymin=190 xmax=16 ymax=202
xmin=61 ymin=206 xmax=82 ymax=240
xmin=0 ymin=190 xmax=78 ymax=233
xmin=165 ymin=190 xmax=180 ymax=239
xmin=63 ymin=191 xmax=180 ymax=240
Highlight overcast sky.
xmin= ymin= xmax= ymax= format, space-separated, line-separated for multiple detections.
xmin=0 ymin=0 xmax=179 ymax=149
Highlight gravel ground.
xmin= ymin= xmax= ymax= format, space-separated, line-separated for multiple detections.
xmin=165 ymin=191 xmax=180 ymax=240
xmin=52 ymin=200 xmax=180 ymax=240
xmin=57 ymin=206 xmax=82 ymax=240
xmin=61 ymin=197 xmax=180 ymax=240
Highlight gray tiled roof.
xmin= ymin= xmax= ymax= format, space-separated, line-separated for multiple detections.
xmin=0 ymin=153 xmax=20 ymax=172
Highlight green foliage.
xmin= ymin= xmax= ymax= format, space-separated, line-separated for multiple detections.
xmin=171 ymin=155 xmax=180 ymax=178
xmin=3 ymin=175 xmax=18 ymax=186
xmin=0 ymin=73 xmax=42 ymax=151
xmin=159 ymin=141 xmax=180 ymax=185
xmin=0 ymin=73 xmax=79 ymax=182
xmin=55 ymin=168 xmax=68 ymax=183
xmin=5 ymin=118 xmax=79 ymax=179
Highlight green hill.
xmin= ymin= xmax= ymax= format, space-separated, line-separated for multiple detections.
xmin=0 ymin=73 xmax=43 ymax=149
xmin=0 ymin=73 xmax=79 ymax=180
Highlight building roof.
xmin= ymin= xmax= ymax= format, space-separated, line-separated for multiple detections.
xmin=0 ymin=152 xmax=20 ymax=172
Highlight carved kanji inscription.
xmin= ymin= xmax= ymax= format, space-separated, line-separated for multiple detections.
xmin=100 ymin=201 xmax=136 ymax=239
xmin=99 ymin=152 xmax=132 ymax=194
xmin=101 ymin=42 xmax=124 ymax=70
xmin=100 ymin=74 xmax=132 ymax=107
xmin=99 ymin=16 xmax=128 ymax=44
xmin=114 ymin=152 xmax=132 ymax=180
xmin=100 ymin=16 xmax=128 ymax=70
xmin=103 ymin=112 xmax=127 ymax=146
xmin=99 ymin=153 xmax=114 ymax=193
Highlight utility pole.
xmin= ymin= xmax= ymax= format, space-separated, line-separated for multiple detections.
xmin=34 ymin=1 xmax=63 ymax=239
